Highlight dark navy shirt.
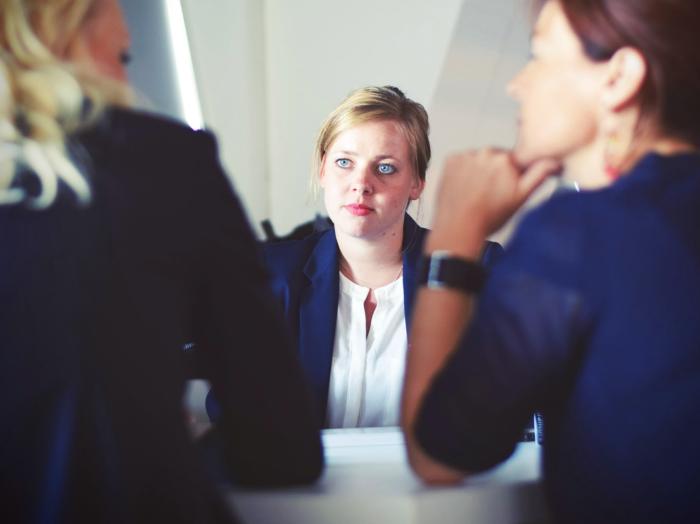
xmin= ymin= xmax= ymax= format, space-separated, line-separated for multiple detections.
xmin=416 ymin=153 xmax=700 ymax=524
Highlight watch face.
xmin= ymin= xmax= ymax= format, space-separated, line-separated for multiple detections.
xmin=419 ymin=252 xmax=486 ymax=293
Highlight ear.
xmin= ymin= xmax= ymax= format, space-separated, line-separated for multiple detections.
xmin=601 ymin=47 xmax=647 ymax=111
xmin=409 ymin=176 xmax=425 ymax=201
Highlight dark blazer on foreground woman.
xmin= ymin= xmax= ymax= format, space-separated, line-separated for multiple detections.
xmin=262 ymin=215 xmax=503 ymax=423
xmin=0 ymin=108 xmax=322 ymax=524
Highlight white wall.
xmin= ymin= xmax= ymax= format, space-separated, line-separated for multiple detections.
xmin=122 ymin=0 xmax=183 ymax=121
xmin=180 ymin=0 xmax=269 ymax=231
xmin=263 ymin=0 xmax=464 ymax=235
xmin=423 ymin=0 xmax=552 ymax=242
xmin=179 ymin=0 xmax=536 ymax=238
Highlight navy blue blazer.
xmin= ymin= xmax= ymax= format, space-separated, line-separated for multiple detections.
xmin=1 ymin=108 xmax=322 ymax=524
xmin=263 ymin=215 xmax=503 ymax=424
xmin=415 ymin=153 xmax=700 ymax=523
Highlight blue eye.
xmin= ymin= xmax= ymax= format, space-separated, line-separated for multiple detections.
xmin=336 ymin=158 xmax=351 ymax=168
xmin=377 ymin=163 xmax=396 ymax=175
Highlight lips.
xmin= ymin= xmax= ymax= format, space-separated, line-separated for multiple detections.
xmin=345 ymin=203 xmax=373 ymax=216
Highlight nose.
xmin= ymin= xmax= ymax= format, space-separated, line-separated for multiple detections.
xmin=506 ymin=65 xmax=526 ymax=100
xmin=350 ymin=164 xmax=373 ymax=194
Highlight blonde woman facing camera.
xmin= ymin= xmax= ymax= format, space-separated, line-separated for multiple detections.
xmin=264 ymin=87 xmax=501 ymax=428
xmin=0 ymin=1 xmax=322 ymax=522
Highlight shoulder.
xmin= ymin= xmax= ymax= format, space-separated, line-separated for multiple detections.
xmin=481 ymin=240 xmax=504 ymax=268
xmin=77 ymin=107 xmax=219 ymax=168
xmin=263 ymin=230 xmax=329 ymax=279
xmin=403 ymin=215 xmax=429 ymax=252
xmin=496 ymin=191 xmax=595 ymax=287
xmin=103 ymin=107 xmax=213 ymax=144
xmin=75 ymin=107 xmax=231 ymax=198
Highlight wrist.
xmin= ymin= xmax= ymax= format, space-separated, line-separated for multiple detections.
xmin=417 ymin=250 xmax=487 ymax=294
xmin=424 ymin=228 xmax=485 ymax=259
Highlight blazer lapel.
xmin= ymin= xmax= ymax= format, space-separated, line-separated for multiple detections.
xmin=299 ymin=229 xmax=340 ymax=422
xmin=402 ymin=215 xmax=426 ymax=334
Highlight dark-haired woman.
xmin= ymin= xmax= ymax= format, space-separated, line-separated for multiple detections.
xmin=402 ymin=1 xmax=700 ymax=523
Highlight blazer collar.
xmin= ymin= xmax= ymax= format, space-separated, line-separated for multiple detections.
xmin=298 ymin=215 xmax=425 ymax=424
xmin=300 ymin=228 xmax=340 ymax=422
xmin=401 ymin=215 xmax=425 ymax=331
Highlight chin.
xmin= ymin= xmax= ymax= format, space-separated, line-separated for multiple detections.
xmin=514 ymin=141 xmax=564 ymax=170
xmin=334 ymin=217 xmax=372 ymax=239
xmin=512 ymin=146 xmax=537 ymax=170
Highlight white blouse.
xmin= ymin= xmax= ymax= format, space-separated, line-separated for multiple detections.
xmin=326 ymin=272 xmax=407 ymax=428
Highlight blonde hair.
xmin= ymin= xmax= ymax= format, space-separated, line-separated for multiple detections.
xmin=312 ymin=86 xmax=430 ymax=195
xmin=0 ymin=0 xmax=131 ymax=208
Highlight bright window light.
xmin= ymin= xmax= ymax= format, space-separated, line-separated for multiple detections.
xmin=163 ymin=0 xmax=204 ymax=130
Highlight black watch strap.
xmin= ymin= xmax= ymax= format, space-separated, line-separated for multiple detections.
xmin=417 ymin=250 xmax=487 ymax=293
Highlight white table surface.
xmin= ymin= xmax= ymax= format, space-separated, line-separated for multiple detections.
xmin=226 ymin=427 xmax=551 ymax=524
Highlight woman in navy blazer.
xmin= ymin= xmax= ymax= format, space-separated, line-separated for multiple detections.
xmin=264 ymin=213 xmax=501 ymax=426
xmin=1 ymin=2 xmax=322 ymax=522
xmin=262 ymin=87 xmax=502 ymax=427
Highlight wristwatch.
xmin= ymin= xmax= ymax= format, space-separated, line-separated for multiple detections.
xmin=417 ymin=250 xmax=487 ymax=293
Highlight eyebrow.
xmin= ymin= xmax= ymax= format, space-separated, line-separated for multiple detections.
xmin=332 ymin=150 xmax=399 ymax=162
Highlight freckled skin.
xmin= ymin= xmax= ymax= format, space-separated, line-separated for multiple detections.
xmin=320 ymin=120 xmax=424 ymax=242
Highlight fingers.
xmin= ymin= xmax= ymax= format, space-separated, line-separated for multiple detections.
xmin=518 ymin=158 xmax=561 ymax=200
xmin=435 ymin=147 xmax=562 ymax=238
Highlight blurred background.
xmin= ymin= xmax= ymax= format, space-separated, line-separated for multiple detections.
xmin=122 ymin=0 xmax=537 ymax=242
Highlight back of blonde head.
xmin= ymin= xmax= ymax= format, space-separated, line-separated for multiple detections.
xmin=0 ymin=0 xmax=130 ymax=208
xmin=312 ymin=86 xmax=431 ymax=196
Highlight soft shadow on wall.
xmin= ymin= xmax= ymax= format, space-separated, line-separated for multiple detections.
xmin=425 ymin=0 xmax=556 ymax=245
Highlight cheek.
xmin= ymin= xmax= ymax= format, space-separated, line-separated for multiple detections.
xmin=543 ymin=100 xmax=597 ymax=143
xmin=320 ymin=170 xmax=344 ymax=195
xmin=82 ymin=32 xmax=126 ymax=80
xmin=518 ymin=73 xmax=599 ymax=161
xmin=383 ymin=187 xmax=414 ymax=213
xmin=322 ymin=177 xmax=345 ymax=210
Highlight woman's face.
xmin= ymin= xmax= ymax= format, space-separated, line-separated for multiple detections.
xmin=508 ymin=1 xmax=606 ymax=168
xmin=70 ymin=0 xmax=130 ymax=81
xmin=320 ymin=119 xmax=424 ymax=242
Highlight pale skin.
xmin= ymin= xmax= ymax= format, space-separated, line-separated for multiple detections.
xmin=65 ymin=0 xmax=131 ymax=81
xmin=319 ymin=119 xmax=424 ymax=335
xmin=401 ymin=0 xmax=696 ymax=484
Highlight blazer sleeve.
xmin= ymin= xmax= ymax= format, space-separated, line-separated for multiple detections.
xmin=188 ymin=131 xmax=323 ymax=486
xmin=415 ymin=202 xmax=589 ymax=472
xmin=481 ymin=240 xmax=505 ymax=268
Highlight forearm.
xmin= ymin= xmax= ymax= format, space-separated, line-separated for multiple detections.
xmin=401 ymin=230 xmax=484 ymax=483
xmin=401 ymin=149 xmax=555 ymax=482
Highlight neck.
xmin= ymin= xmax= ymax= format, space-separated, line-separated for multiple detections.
xmin=563 ymin=135 xmax=609 ymax=189
xmin=647 ymin=137 xmax=697 ymax=157
xmin=566 ymin=113 xmax=698 ymax=187
xmin=337 ymin=229 xmax=404 ymax=289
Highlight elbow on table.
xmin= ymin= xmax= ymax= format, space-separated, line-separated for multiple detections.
xmin=257 ymin=441 xmax=325 ymax=487
xmin=234 ymin=453 xmax=324 ymax=488
xmin=405 ymin=442 xmax=466 ymax=486
xmin=281 ymin=451 xmax=325 ymax=486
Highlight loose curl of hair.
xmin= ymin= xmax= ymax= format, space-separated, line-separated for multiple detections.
xmin=311 ymin=86 xmax=431 ymax=197
xmin=0 ymin=0 xmax=131 ymax=208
